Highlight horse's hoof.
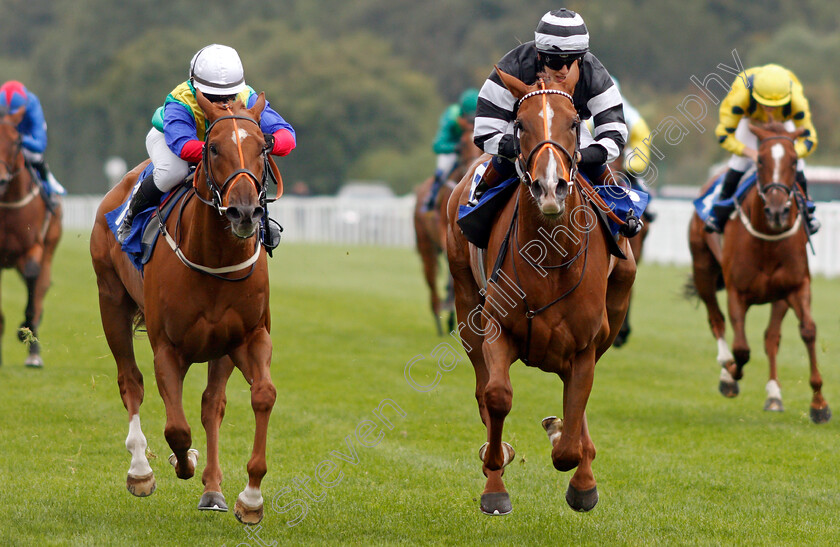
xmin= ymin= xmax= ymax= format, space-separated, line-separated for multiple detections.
xmin=763 ymin=398 xmax=784 ymax=412
xmin=480 ymin=492 xmax=512 ymax=515
xmin=719 ymin=380 xmax=739 ymax=398
xmin=198 ymin=491 xmax=228 ymax=512
xmin=810 ymin=405 xmax=832 ymax=424
xmin=24 ymin=355 xmax=43 ymax=368
xmin=126 ymin=472 xmax=156 ymax=497
xmin=541 ymin=416 xmax=563 ymax=444
xmin=234 ymin=496 xmax=264 ymax=525
xmin=168 ymin=448 xmax=199 ymax=478
xmin=566 ymin=483 xmax=598 ymax=512
xmin=478 ymin=441 xmax=515 ymax=467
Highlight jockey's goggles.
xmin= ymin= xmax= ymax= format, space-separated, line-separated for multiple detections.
xmin=541 ymin=53 xmax=582 ymax=70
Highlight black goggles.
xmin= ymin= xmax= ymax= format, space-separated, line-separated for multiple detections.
xmin=541 ymin=53 xmax=581 ymax=71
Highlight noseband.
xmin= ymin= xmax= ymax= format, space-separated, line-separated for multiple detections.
xmin=513 ymin=87 xmax=580 ymax=188
xmin=196 ymin=106 xmax=270 ymax=215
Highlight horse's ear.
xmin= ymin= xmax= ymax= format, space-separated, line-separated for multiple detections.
xmin=9 ymin=107 xmax=26 ymax=126
xmin=790 ymin=127 xmax=808 ymax=139
xmin=195 ymin=89 xmax=217 ymax=119
xmin=248 ymin=92 xmax=266 ymax=121
xmin=560 ymin=61 xmax=581 ymax=94
xmin=748 ymin=122 xmax=769 ymax=141
xmin=495 ymin=65 xmax=528 ymax=100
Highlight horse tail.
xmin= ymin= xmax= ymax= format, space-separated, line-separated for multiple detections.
xmin=682 ymin=274 xmax=698 ymax=300
xmin=683 ymin=272 xmax=726 ymax=301
xmin=131 ymin=310 xmax=146 ymax=336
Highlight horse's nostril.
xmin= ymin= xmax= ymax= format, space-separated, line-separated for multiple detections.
xmin=226 ymin=207 xmax=242 ymax=221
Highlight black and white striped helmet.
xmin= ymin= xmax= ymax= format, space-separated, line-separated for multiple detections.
xmin=534 ymin=9 xmax=589 ymax=55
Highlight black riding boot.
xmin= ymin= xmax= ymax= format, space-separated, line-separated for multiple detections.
xmin=796 ymin=170 xmax=820 ymax=234
xmin=116 ymin=174 xmax=164 ymax=244
xmin=468 ymin=156 xmax=514 ymax=206
xmin=261 ymin=213 xmax=283 ymax=256
xmin=423 ymin=172 xmax=446 ymax=212
xmin=705 ymin=168 xmax=744 ymax=232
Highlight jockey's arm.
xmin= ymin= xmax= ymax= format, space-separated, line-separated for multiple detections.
xmin=20 ymin=96 xmax=47 ymax=154
xmin=249 ymin=94 xmax=296 ymax=157
xmin=715 ymin=74 xmax=750 ymax=156
xmin=790 ymin=89 xmax=817 ymax=158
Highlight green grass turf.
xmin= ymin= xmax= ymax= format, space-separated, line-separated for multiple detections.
xmin=1 ymin=231 xmax=839 ymax=546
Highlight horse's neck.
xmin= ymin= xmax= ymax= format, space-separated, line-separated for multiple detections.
xmin=181 ymin=186 xmax=256 ymax=265
xmin=515 ymin=186 xmax=585 ymax=255
xmin=4 ymin=161 xmax=34 ymax=202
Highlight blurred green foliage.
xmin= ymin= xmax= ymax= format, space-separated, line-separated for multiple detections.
xmin=1 ymin=0 xmax=838 ymax=194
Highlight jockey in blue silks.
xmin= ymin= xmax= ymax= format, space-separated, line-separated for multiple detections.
xmin=0 ymin=80 xmax=65 ymax=200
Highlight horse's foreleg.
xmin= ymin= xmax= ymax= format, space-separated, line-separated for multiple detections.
xmin=566 ymin=411 xmax=598 ymax=512
xmin=786 ymin=283 xmax=831 ymax=424
xmin=479 ymin=325 xmax=517 ymax=515
xmin=16 ymin=247 xmax=43 ymax=366
xmin=231 ymin=329 xmax=275 ymax=525
xmin=154 ymin=345 xmax=194 ymax=480
xmin=198 ymin=356 xmax=236 ymax=512
xmin=416 ymin=223 xmax=443 ymax=335
xmin=726 ymin=289 xmax=750 ymax=381
xmin=763 ymin=300 xmax=788 ymax=412
xmin=94 ymin=268 xmax=152 ymax=495
xmin=553 ymin=347 xmax=595 ymax=474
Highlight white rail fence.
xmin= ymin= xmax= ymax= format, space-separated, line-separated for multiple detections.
xmin=63 ymin=195 xmax=840 ymax=277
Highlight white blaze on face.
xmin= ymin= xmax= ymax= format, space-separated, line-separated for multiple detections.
xmin=539 ymin=103 xmax=560 ymax=192
xmin=770 ymin=142 xmax=785 ymax=182
xmin=232 ymin=128 xmax=249 ymax=144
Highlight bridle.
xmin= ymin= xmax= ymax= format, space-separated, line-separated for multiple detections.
xmin=194 ymin=104 xmax=271 ymax=215
xmin=734 ymin=134 xmax=804 ymax=241
xmin=512 ymin=84 xmax=580 ymax=190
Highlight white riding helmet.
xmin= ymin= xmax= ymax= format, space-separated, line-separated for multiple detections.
xmin=189 ymin=44 xmax=246 ymax=95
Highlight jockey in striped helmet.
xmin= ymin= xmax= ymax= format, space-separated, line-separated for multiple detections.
xmin=470 ymin=9 xmax=627 ymax=210
xmin=0 ymin=81 xmax=65 ymax=202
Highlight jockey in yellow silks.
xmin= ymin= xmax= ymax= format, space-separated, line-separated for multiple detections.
xmin=708 ymin=63 xmax=819 ymax=233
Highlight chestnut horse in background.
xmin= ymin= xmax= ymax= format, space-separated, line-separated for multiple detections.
xmin=447 ymin=67 xmax=635 ymax=515
xmin=688 ymin=121 xmax=830 ymax=423
xmin=413 ymin=118 xmax=482 ymax=334
xmin=90 ymin=91 xmax=278 ymax=524
xmin=0 ymin=109 xmax=62 ymax=368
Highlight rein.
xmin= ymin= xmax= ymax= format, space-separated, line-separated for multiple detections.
xmin=156 ymin=189 xmax=261 ymax=281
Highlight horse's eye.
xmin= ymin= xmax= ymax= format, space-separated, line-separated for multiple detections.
xmin=208 ymin=143 xmax=218 ymax=155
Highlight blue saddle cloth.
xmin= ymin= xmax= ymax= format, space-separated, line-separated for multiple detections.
xmin=592 ymin=185 xmax=650 ymax=237
xmin=693 ymin=172 xmax=757 ymax=223
xmin=104 ymin=163 xmax=184 ymax=273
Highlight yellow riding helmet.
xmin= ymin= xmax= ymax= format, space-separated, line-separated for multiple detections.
xmin=752 ymin=65 xmax=792 ymax=107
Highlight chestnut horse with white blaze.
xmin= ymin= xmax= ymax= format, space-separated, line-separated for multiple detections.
xmin=688 ymin=121 xmax=830 ymax=423
xmin=90 ymin=91 xmax=278 ymax=524
xmin=446 ymin=66 xmax=635 ymax=515
xmin=0 ymin=109 xmax=62 ymax=368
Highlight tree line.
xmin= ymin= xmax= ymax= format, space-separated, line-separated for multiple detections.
xmin=1 ymin=0 xmax=838 ymax=194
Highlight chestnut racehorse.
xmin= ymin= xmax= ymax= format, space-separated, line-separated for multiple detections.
xmin=90 ymin=91 xmax=278 ymax=524
xmin=414 ymin=118 xmax=482 ymax=334
xmin=0 ymin=109 xmax=62 ymax=368
xmin=688 ymin=121 xmax=830 ymax=423
xmin=446 ymin=67 xmax=635 ymax=515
